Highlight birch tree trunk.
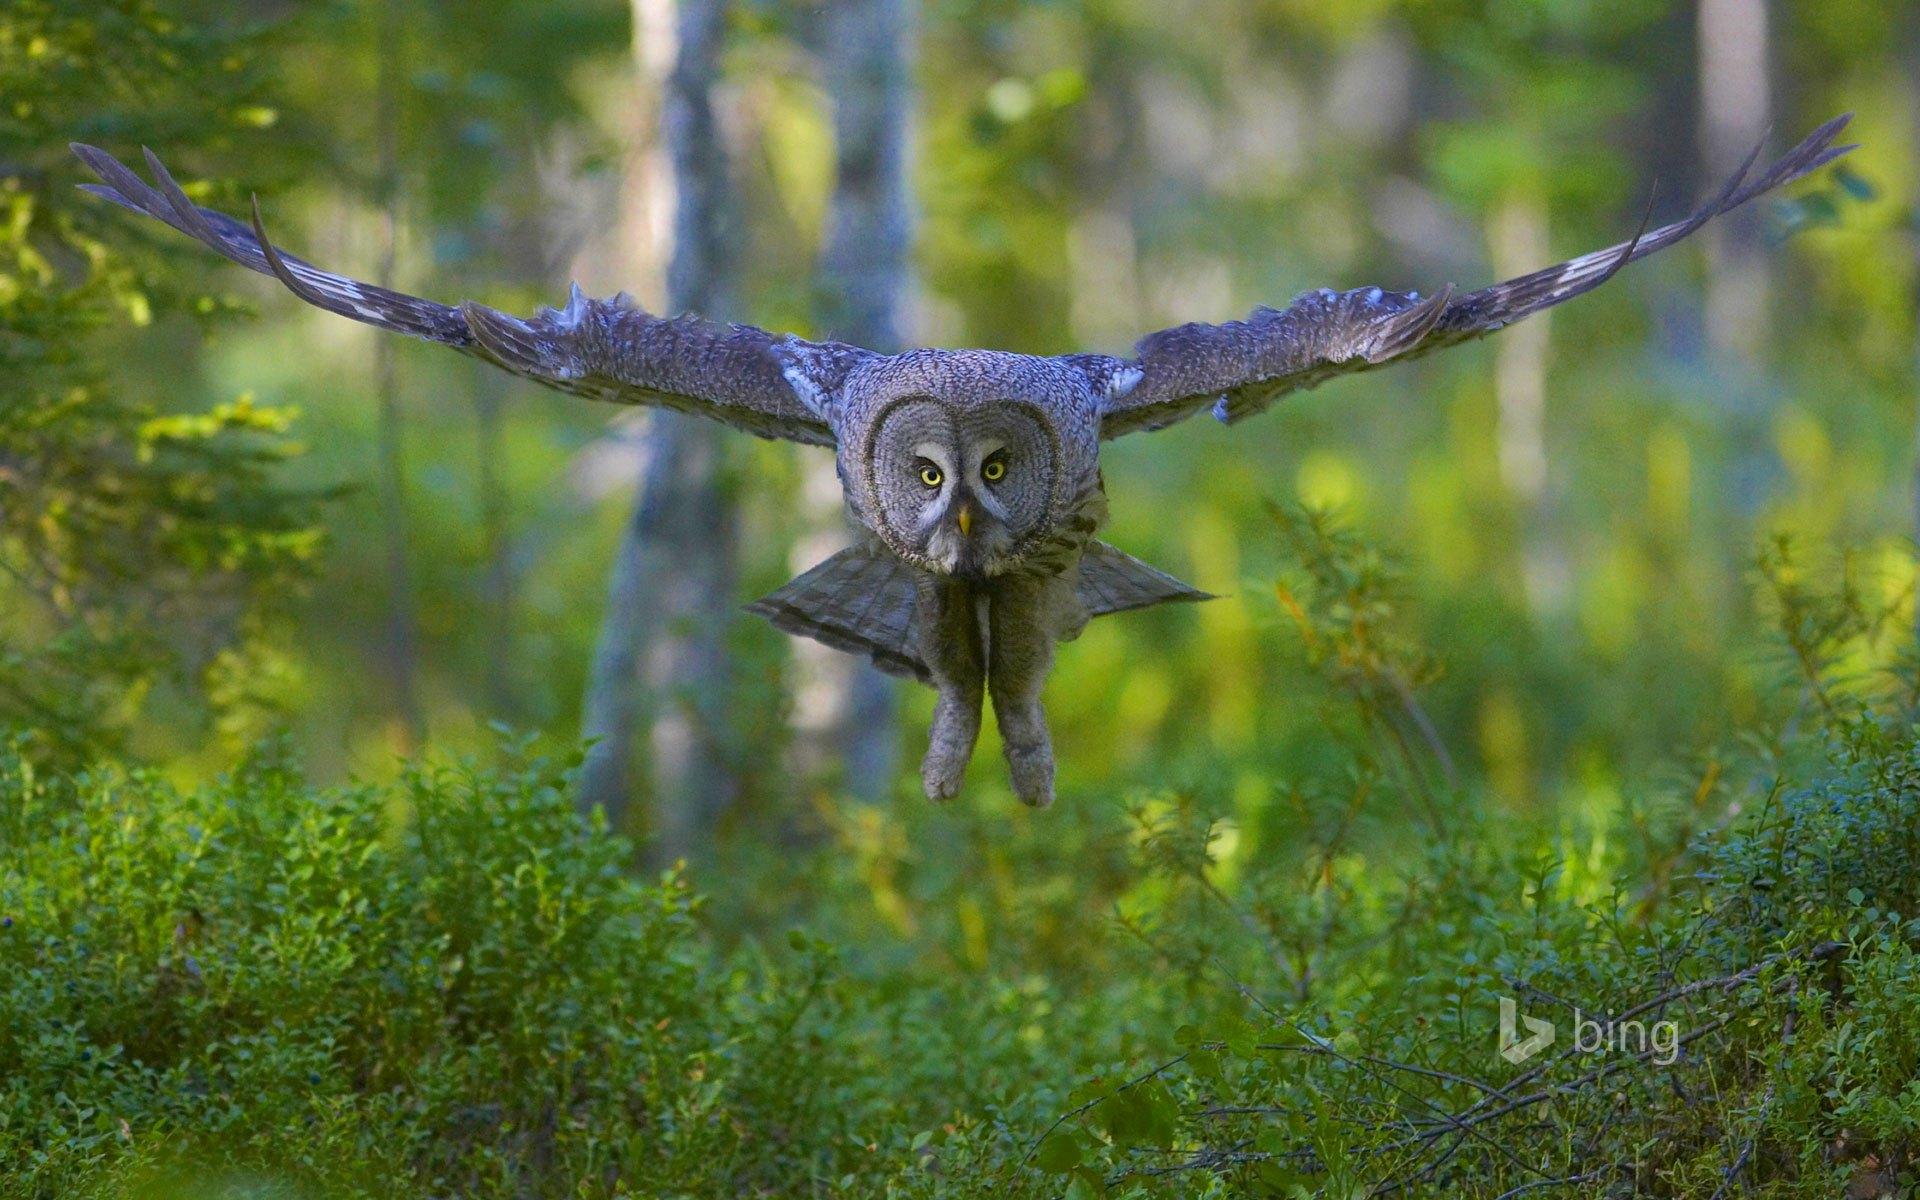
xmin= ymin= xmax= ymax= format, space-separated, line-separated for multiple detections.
xmin=792 ymin=0 xmax=914 ymax=799
xmin=578 ymin=0 xmax=740 ymax=855
xmin=373 ymin=0 xmax=423 ymax=747
xmin=1696 ymin=0 xmax=1772 ymax=365
xmin=473 ymin=358 xmax=514 ymax=718
xmin=1910 ymin=33 xmax=1920 ymax=651
xmin=1489 ymin=189 xmax=1567 ymax=610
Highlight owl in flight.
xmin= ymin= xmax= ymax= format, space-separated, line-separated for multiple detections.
xmin=74 ymin=115 xmax=1851 ymax=807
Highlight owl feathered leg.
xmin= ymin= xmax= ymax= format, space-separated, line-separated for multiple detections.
xmin=914 ymin=574 xmax=986 ymax=801
xmin=986 ymin=573 xmax=1076 ymax=809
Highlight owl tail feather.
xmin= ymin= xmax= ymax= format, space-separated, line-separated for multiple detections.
xmin=1074 ymin=540 xmax=1214 ymax=619
xmin=747 ymin=542 xmax=1210 ymax=687
xmin=747 ymin=545 xmax=932 ymax=683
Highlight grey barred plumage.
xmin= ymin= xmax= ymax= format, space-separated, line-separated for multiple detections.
xmin=71 ymin=113 xmax=1854 ymax=806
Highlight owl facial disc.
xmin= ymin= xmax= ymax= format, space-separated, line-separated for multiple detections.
xmin=865 ymin=397 xmax=1055 ymax=578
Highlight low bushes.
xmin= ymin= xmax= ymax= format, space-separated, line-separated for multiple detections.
xmin=0 ymin=739 xmax=849 ymax=1197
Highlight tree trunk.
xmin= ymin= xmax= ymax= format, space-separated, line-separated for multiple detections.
xmin=1489 ymin=189 xmax=1567 ymax=610
xmin=373 ymin=0 xmax=423 ymax=747
xmin=1910 ymin=30 xmax=1920 ymax=653
xmin=1068 ymin=31 xmax=1148 ymax=352
xmin=473 ymin=358 xmax=514 ymax=718
xmin=792 ymin=0 xmax=914 ymax=799
xmin=1696 ymin=0 xmax=1772 ymax=365
xmin=578 ymin=0 xmax=740 ymax=855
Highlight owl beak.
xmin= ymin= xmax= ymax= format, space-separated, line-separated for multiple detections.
xmin=956 ymin=502 xmax=973 ymax=539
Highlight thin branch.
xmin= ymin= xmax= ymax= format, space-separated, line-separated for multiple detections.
xmin=1022 ymin=1052 xmax=1190 ymax=1167
xmin=1491 ymin=1165 xmax=1625 ymax=1200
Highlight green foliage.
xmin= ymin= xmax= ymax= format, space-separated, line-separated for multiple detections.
xmin=0 ymin=1 xmax=324 ymax=763
xmin=0 ymin=738 xmax=856 ymax=1197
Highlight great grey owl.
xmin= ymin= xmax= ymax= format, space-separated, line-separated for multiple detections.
xmin=73 ymin=114 xmax=1852 ymax=807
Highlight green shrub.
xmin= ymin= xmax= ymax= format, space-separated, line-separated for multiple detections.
xmin=0 ymin=738 xmax=850 ymax=1198
xmin=995 ymin=525 xmax=1920 ymax=1198
xmin=5 ymin=720 xmax=1920 ymax=1199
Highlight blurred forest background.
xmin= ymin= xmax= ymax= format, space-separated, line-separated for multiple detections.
xmin=6 ymin=0 xmax=1920 ymax=1196
xmin=6 ymin=0 xmax=1909 ymax=835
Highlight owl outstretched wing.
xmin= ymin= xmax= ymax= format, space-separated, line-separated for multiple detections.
xmin=71 ymin=144 xmax=866 ymax=447
xmin=1090 ymin=113 xmax=1855 ymax=440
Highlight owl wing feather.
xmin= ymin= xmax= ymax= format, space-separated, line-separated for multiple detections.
xmin=1093 ymin=113 xmax=1855 ymax=440
xmin=71 ymin=144 xmax=863 ymax=447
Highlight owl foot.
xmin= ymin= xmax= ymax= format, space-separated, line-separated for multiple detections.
xmin=921 ymin=749 xmax=967 ymax=802
xmin=1004 ymin=740 xmax=1055 ymax=809
xmin=923 ymin=685 xmax=981 ymax=802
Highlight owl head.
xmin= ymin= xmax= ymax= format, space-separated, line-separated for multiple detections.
xmin=812 ymin=349 xmax=1105 ymax=579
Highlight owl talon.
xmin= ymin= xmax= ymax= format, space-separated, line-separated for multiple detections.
xmin=1004 ymin=742 xmax=1055 ymax=808
xmin=923 ymin=669 xmax=982 ymax=803
xmin=921 ymin=754 xmax=966 ymax=802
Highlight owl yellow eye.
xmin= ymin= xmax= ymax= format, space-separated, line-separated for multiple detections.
xmin=981 ymin=458 xmax=1007 ymax=483
xmin=918 ymin=464 xmax=944 ymax=488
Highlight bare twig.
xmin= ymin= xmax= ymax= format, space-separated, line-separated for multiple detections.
xmin=1022 ymin=1052 xmax=1190 ymax=1167
xmin=1491 ymin=1165 xmax=1625 ymax=1200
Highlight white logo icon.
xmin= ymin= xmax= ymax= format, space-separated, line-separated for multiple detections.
xmin=1498 ymin=996 xmax=1554 ymax=1064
